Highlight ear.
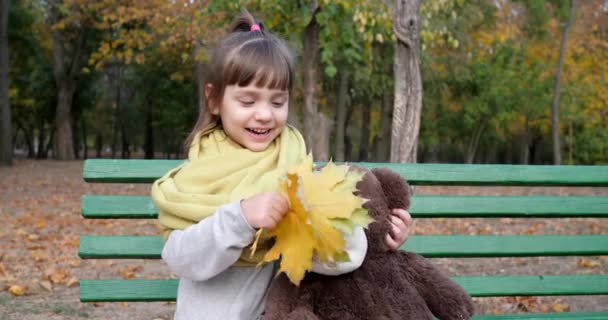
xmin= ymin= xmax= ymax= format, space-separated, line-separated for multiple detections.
xmin=205 ymin=84 xmax=220 ymax=115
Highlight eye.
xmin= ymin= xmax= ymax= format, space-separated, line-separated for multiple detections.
xmin=272 ymin=100 xmax=286 ymax=107
xmin=239 ymin=100 xmax=255 ymax=106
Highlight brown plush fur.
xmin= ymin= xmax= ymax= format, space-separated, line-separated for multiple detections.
xmin=263 ymin=167 xmax=474 ymax=320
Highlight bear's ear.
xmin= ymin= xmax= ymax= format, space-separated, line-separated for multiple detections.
xmin=354 ymin=169 xmax=393 ymax=251
xmin=370 ymin=168 xmax=411 ymax=210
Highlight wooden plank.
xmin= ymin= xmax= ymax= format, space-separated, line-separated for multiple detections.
xmin=78 ymin=235 xmax=608 ymax=259
xmin=79 ymin=275 xmax=608 ymax=302
xmin=83 ymin=159 xmax=183 ymax=183
xmin=411 ymin=195 xmax=608 ymax=218
xmin=82 ymin=195 xmax=157 ymax=219
xmin=403 ymin=235 xmax=608 ymax=257
xmin=83 ymin=159 xmax=608 ymax=186
xmin=82 ymin=195 xmax=608 ymax=219
xmin=80 ymin=279 xmax=178 ymax=302
xmin=79 ymin=236 xmax=163 ymax=259
xmin=454 ymin=275 xmax=608 ymax=296
xmin=472 ymin=312 xmax=608 ymax=319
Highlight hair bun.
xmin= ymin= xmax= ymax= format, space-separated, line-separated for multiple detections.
xmin=233 ymin=21 xmax=251 ymax=32
xmin=231 ymin=13 xmax=264 ymax=33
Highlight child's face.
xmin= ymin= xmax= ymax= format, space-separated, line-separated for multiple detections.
xmin=211 ymin=83 xmax=289 ymax=152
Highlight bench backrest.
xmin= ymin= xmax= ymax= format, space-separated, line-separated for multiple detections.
xmin=78 ymin=160 xmax=608 ymax=318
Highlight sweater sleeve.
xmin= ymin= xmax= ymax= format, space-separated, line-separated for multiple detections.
xmin=310 ymin=226 xmax=367 ymax=276
xmin=161 ymin=201 xmax=255 ymax=281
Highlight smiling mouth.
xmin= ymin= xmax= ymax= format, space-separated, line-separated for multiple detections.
xmin=247 ymin=128 xmax=272 ymax=135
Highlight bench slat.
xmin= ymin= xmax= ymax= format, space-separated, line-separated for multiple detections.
xmin=454 ymin=275 xmax=608 ymax=296
xmin=79 ymin=275 xmax=608 ymax=302
xmin=83 ymin=160 xmax=608 ymax=186
xmin=472 ymin=312 xmax=608 ymax=319
xmin=79 ymin=235 xmax=608 ymax=259
xmin=80 ymin=279 xmax=177 ymax=302
xmin=81 ymin=195 xmax=608 ymax=219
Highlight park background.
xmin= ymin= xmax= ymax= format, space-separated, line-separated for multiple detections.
xmin=0 ymin=0 xmax=607 ymax=319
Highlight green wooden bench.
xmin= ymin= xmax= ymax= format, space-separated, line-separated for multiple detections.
xmin=78 ymin=160 xmax=608 ymax=319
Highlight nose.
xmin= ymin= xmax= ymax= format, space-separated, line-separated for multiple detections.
xmin=254 ymin=104 xmax=273 ymax=122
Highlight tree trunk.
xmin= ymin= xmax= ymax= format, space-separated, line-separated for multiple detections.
xmin=520 ymin=118 xmax=530 ymax=164
xmin=72 ymin=116 xmax=80 ymax=159
xmin=335 ymin=70 xmax=349 ymax=162
xmin=15 ymin=121 xmax=32 ymax=158
xmin=465 ymin=122 xmax=484 ymax=164
xmin=551 ymin=0 xmax=576 ymax=165
xmin=95 ymin=134 xmax=102 ymax=158
xmin=531 ymin=136 xmax=543 ymax=164
xmin=121 ymin=125 xmax=129 ymax=159
xmin=195 ymin=40 xmax=208 ymax=117
xmin=390 ymin=0 xmax=423 ymax=163
xmin=82 ymin=115 xmax=88 ymax=159
xmin=36 ymin=121 xmax=46 ymax=159
xmin=358 ymin=104 xmax=371 ymax=161
xmin=43 ymin=127 xmax=54 ymax=159
xmin=0 ymin=0 xmax=11 ymax=166
xmin=344 ymin=103 xmax=355 ymax=161
xmin=111 ymin=66 xmax=122 ymax=158
xmin=302 ymin=6 xmax=332 ymax=161
xmin=50 ymin=7 xmax=87 ymax=160
xmin=54 ymin=80 xmax=76 ymax=160
xmin=376 ymin=91 xmax=393 ymax=162
xmin=567 ymin=118 xmax=573 ymax=164
xmin=22 ymin=123 xmax=35 ymax=158
xmin=144 ymin=99 xmax=154 ymax=159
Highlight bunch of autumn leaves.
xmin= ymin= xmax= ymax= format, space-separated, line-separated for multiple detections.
xmin=251 ymin=156 xmax=372 ymax=285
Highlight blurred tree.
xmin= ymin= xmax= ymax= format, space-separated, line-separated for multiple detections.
xmin=550 ymin=0 xmax=576 ymax=164
xmin=46 ymin=1 xmax=102 ymax=160
xmin=390 ymin=0 xmax=422 ymax=163
xmin=0 ymin=0 xmax=11 ymax=165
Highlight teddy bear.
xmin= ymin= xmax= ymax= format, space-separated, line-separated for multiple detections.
xmin=262 ymin=167 xmax=474 ymax=320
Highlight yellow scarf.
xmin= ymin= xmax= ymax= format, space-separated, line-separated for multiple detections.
xmin=151 ymin=125 xmax=307 ymax=266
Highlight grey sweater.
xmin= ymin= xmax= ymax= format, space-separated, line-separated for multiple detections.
xmin=162 ymin=201 xmax=367 ymax=320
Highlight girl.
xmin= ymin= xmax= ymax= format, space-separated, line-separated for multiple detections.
xmin=151 ymin=12 xmax=412 ymax=320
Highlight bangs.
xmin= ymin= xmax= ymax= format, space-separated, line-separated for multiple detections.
xmin=223 ymin=38 xmax=293 ymax=91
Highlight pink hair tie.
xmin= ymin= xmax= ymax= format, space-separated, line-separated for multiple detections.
xmin=251 ymin=24 xmax=261 ymax=32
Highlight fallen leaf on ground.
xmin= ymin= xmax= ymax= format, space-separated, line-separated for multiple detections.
xmin=68 ymin=260 xmax=82 ymax=267
xmin=577 ymin=258 xmax=601 ymax=268
xmin=8 ymin=284 xmax=26 ymax=296
xmin=66 ymin=277 xmax=79 ymax=287
xmin=552 ymin=302 xmax=570 ymax=312
xmin=39 ymin=280 xmax=53 ymax=292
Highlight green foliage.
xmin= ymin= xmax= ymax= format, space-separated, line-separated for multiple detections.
xmin=9 ymin=0 xmax=56 ymax=150
xmin=6 ymin=0 xmax=606 ymax=164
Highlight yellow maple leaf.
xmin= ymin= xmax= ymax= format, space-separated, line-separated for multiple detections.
xmin=257 ymin=155 xmax=370 ymax=285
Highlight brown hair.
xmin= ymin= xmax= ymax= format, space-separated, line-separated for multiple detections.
xmin=184 ymin=12 xmax=295 ymax=149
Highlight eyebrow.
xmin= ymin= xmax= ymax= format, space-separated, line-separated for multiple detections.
xmin=234 ymin=89 xmax=288 ymax=99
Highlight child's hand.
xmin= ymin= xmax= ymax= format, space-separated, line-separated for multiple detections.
xmin=385 ymin=208 xmax=413 ymax=251
xmin=241 ymin=192 xmax=289 ymax=230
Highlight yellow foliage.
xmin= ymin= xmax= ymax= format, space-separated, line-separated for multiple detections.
xmin=169 ymin=72 xmax=184 ymax=82
xmin=255 ymin=156 xmax=369 ymax=285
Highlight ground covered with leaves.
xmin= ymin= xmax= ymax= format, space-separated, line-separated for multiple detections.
xmin=0 ymin=159 xmax=606 ymax=319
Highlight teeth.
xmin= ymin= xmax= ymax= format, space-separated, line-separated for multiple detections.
xmin=249 ymin=128 xmax=270 ymax=134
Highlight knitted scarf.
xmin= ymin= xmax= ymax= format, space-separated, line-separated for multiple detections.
xmin=151 ymin=125 xmax=307 ymax=266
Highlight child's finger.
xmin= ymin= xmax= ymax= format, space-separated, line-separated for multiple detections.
xmin=265 ymin=214 xmax=279 ymax=230
xmin=272 ymin=196 xmax=289 ymax=216
xmin=390 ymin=215 xmax=407 ymax=233
xmin=391 ymin=208 xmax=413 ymax=227
xmin=384 ymin=233 xmax=400 ymax=251
xmin=388 ymin=219 xmax=401 ymax=238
